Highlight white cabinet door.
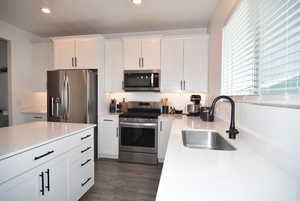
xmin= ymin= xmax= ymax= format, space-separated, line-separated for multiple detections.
xmin=123 ymin=38 xmax=141 ymax=69
xmin=0 ymin=167 xmax=41 ymax=201
xmin=45 ymin=156 xmax=68 ymax=201
xmin=105 ymin=39 xmax=124 ymax=92
xmin=76 ymin=38 xmax=100 ymax=68
xmin=161 ymin=39 xmax=184 ymax=92
xmin=99 ymin=116 xmax=119 ymax=159
xmin=158 ymin=117 xmax=174 ymax=162
xmin=141 ymin=38 xmax=161 ymax=69
xmin=183 ymin=37 xmax=208 ymax=93
xmin=53 ymin=39 xmax=75 ymax=69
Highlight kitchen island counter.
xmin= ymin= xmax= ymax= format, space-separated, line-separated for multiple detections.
xmin=0 ymin=121 xmax=95 ymax=161
xmin=156 ymin=116 xmax=300 ymax=201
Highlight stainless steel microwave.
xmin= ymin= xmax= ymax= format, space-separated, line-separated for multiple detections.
xmin=123 ymin=70 xmax=160 ymax=92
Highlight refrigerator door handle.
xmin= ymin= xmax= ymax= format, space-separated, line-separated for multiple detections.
xmin=50 ymin=97 xmax=54 ymax=117
xmin=86 ymin=72 xmax=90 ymax=123
xmin=66 ymin=75 xmax=71 ymax=120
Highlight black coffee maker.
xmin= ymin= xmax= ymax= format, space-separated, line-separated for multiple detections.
xmin=187 ymin=95 xmax=201 ymax=116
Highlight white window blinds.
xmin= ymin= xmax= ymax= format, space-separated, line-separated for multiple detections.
xmin=222 ymin=0 xmax=300 ymax=95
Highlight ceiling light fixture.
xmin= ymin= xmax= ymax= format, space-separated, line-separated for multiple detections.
xmin=41 ymin=7 xmax=51 ymax=14
xmin=132 ymin=0 xmax=142 ymax=5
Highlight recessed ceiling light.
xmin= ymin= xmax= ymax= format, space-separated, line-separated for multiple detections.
xmin=41 ymin=7 xmax=51 ymax=14
xmin=132 ymin=0 xmax=142 ymax=5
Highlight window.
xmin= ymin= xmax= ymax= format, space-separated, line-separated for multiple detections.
xmin=222 ymin=0 xmax=300 ymax=95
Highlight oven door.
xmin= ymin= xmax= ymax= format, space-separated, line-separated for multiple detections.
xmin=119 ymin=122 xmax=158 ymax=153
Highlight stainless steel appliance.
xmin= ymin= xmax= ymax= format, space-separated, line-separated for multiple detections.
xmin=119 ymin=101 xmax=161 ymax=164
xmin=47 ymin=69 xmax=98 ymax=157
xmin=187 ymin=95 xmax=201 ymax=116
xmin=123 ymin=70 xmax=160 ymax=92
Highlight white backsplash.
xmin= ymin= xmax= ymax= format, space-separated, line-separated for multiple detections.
xmin=215 ymin=101 xmax=300 ymax=181
xmin=105 ymin=92 xmax=208 ymax=113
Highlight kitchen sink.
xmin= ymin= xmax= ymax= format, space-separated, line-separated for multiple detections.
xmin=182 ymin=130 xmax=236 ymax=151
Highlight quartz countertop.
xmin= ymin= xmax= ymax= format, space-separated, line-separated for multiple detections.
xmin=0 ymin=121 xmax=96 ymax=161
xmin=155 ymin=116 xmax=300 ymax=201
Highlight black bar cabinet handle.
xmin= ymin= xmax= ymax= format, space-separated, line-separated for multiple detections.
xmin=45 ymin=169 xmax=50 ymax=191
xmin=40 ymin=172 xmax=45 ymax=195
xmin=34 ymin=150 xmax=54 ymax=160
xmin=81 ymin=146 xmax=92 ymax=154
xmin=81 ymin=159 xmax=91 ymax=167
xmin=81 ymin=134 xmax=91 ymax=140
xmin=81 ymin=177 xmax=92 ymax=187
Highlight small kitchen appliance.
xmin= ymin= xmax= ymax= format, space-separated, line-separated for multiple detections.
xmin=187 ymin=95 xmax=201 ymax=116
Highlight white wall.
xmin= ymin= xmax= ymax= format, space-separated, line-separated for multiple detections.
xmin=0 ymin=20 xmax=45 ymax=125
xmin=208 ymin=0 xmax=300 ymax=180
xmin=31 ymin=41 xmax=53 ymax=92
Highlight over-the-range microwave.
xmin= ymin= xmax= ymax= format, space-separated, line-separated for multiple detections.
xmin=123 ymin=70 xmax=160 ymax=92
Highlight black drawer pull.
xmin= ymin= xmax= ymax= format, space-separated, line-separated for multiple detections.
xmin=81 ymin=177 xmax=92 ymax=187
xmin=33 ymin=116 xmax=43 ymax=119
xmin=34 ymin=150 xmax=54 ymax=160
xmin=40 ymin=172 xmax=45 ymax=195
xmin=81 ymin=134 xmax=91 ymax=140
xmin=103 ymin=119 xmax=113 ymax=122
xmin=81 ymin=159 xmax=91 ymax=167
xmin=81 ymin=146 xmax=91 ymax=154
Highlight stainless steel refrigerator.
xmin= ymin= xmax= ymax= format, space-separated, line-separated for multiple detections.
xmin=47 ymin=69 xmax=98 ymax=158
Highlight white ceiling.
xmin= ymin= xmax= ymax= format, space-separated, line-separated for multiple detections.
xmin=0 ymin=0 xmax=219 ymax=37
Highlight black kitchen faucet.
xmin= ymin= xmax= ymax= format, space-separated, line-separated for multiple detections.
xmin=206 ymin=96 xmax=239 ymax=139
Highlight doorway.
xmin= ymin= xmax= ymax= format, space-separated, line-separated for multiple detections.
xmin=0 ymin=39 xmax=9 ymax=127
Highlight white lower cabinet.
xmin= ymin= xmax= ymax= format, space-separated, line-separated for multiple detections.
xmin=158 ymin=116 xmax=174 ymax=162
xmin=0 ymin=128 xmax=94 ymax=201
xmin=41 ymin=155 xmax=69 ymax=201
xmin=0 ymin=167 xmax=41 ymax=201
xmin=99 ymin=115 xmax=119 ymax=159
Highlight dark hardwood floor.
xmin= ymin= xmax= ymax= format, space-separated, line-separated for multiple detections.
xmin=79 ymin=159 xmax=163 ymax=201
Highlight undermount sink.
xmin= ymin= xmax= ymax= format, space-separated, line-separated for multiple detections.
xmin=182 ymin=130 xmax=236 ymax=151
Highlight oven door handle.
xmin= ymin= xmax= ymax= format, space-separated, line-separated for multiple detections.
xmin=120 ymin=122 xmax=157 ymax=128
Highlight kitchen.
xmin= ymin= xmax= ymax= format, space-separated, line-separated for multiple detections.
xmin=0 ymin=0 xmax=300 ymax=201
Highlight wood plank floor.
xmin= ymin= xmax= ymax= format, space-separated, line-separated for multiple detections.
xmin=79 ymin=159 xmax=163 ymax=201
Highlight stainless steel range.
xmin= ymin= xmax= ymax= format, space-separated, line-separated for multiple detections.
xmin=119 ymin=101 xmax=161 ymax=164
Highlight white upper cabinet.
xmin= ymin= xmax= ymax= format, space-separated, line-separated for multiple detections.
xmin=161 ymin=35 xmax=208 ymax=93
xmin=52 ymin=35 xmax=104 ymax=69
xmin=105 ymin=39 xmax=124 ymax=92
xmin=161 ymin=39 xmax=184 ymax=92
xmin=141 ymin=38 xmax=161 ymax=69
xmin=123 ymin=37 xmax=161 ymax=70
xmin=76 ymin=37 xmax=102 ymax=68
xmin=53 ymin=39 xmax=75 ymax=69
xmin=123 ymin=38 xmax=141 ymax=69
xmin=183 ymin=36 xmax=208 ymax=93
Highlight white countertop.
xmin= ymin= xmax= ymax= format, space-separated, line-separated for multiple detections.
xmin=156 ymin=116 xmax=300 ymax=201
xmin=0 ymin=121 xmax=96 ymax=161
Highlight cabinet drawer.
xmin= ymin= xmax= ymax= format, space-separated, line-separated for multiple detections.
xmin=69 ymin=150 xmax=94 ymax=201
xmin=80 ymin=158 xmax=94 ymax=197
xmin=0 ymin=133 xmax=80 ymax=184
xmin=70 ymin=137 xmax=94 ymax=163
xmin=100 ymin=116 xmax=119 ymax=126
xmin=78 ymin=129 xmax=93 ymax=142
